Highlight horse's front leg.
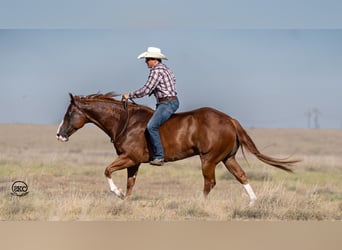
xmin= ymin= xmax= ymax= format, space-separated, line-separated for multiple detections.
xmin=125 ymin=164 xmax=140 ymax=200
xmin=104 ymin=155 xmax=136 ymax=199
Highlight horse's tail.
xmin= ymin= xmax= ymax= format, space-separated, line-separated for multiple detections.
xmin=231 ymin=118 xmax=299 ymax=172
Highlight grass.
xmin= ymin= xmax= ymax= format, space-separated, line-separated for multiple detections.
xmin=0 ymin=124 xmax=342 ymax=221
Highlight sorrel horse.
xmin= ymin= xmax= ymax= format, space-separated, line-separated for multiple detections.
xmin=56 ymin=93 xmax=299 ymax=206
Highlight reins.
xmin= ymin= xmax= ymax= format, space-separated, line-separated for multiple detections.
xmin=112 ymin=98 xmax=129 ymax=143
xmin=111 ymin=97 xmax=137 ymax=143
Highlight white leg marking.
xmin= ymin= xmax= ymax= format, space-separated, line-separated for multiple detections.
xmin=107 ymin=178 xmax=125 ymax=199
xmin=243 ymin=183 xmax=257 ymax=207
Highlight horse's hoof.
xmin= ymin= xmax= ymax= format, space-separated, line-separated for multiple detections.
xmin=111 ymin=189 xmax=125 ymax=200
xmin=118 ymin=190 xmax=125 ymax=200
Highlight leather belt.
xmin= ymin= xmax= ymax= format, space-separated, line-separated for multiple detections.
xmin=158 ymin=96 xmax=177 ymax=102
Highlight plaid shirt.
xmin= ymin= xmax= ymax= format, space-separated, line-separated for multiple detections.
xmin=129 ymin=63 xmax=177 ymax=99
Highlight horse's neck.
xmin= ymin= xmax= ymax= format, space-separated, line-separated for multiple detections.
xmin=80 ymin=101 xmax=125 ymax=139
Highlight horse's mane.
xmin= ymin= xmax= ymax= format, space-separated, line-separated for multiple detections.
xmin=75 ymin=92 xmax=120 ymax=102
xmin=73 ymin=92 xmax=152 ymax=111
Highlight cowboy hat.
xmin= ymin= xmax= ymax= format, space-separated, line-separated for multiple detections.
xmin=137 ymin=47 xmax=168 ymax=60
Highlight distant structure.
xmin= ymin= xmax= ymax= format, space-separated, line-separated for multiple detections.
xmin=304 ymin=109 xmax=312 ymax=128
xmin=305 ymin=108 xmax=321 ymax=129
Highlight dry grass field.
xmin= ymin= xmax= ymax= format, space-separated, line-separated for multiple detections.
xmin=0 ymin=124 xmax=342 ymax=221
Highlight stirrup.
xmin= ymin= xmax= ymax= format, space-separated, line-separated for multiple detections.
xmin=150 ymin=159 xmax=164 ymax=166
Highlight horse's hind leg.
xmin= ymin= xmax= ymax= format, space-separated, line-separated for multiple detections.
xmin=201 ymin=159 xmax=217 ymax=198
xmin=223 ymin=157 xmax=257 ymax=206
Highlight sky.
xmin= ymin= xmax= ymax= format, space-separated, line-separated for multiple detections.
xmin=1 ymin=1 xmax=342 ymax=128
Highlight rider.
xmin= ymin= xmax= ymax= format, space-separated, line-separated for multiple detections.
xmin=123 ymin=47 xmax=179 ymax=166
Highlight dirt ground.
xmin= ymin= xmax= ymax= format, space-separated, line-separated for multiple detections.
xmin=1 ymin=124 xmax=341 ymax=221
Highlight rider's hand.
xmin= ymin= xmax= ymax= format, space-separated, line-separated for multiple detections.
xmin=122 ymin=93 xmax=129 ymax=99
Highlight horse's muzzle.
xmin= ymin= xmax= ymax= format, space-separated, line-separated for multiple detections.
xmin=56 ymin=133 xmax=69 ymax=142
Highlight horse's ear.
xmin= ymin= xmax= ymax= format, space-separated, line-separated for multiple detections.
xmin=69 ymin=93 xmax=75 ymax=104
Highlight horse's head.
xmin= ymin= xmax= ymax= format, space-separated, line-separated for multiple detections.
xmin=56 ymin=93 xmax=88 ymax=142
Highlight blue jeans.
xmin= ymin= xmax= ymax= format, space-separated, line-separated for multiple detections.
xmin=147 ymin=98 xmax=179 ymax=160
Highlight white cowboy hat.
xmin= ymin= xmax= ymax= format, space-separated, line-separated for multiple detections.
xmin=137 ymin=47 xmax=168 ymax=60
